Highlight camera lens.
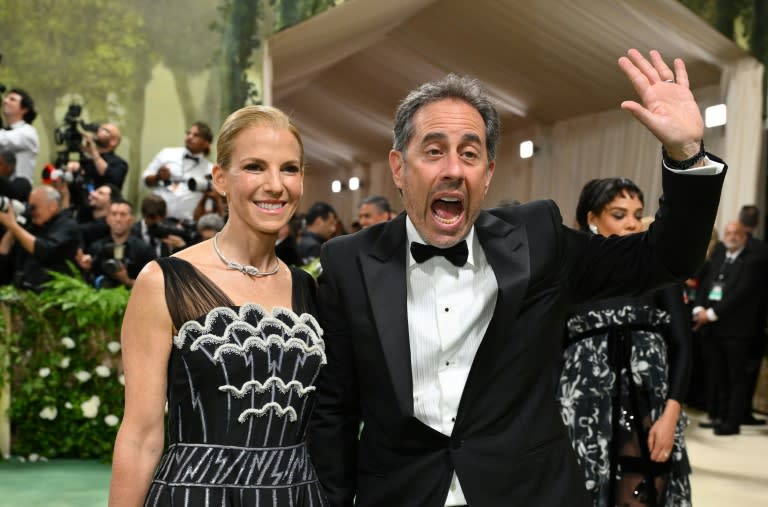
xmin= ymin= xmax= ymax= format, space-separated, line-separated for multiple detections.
xmin=102 ymin=258 xmax=122 ymax=276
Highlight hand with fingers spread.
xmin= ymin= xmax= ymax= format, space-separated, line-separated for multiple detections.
xmin=618 ymin=49 xmax=704 ymax=164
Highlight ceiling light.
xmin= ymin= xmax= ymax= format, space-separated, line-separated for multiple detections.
xmin=520 ymin=140 xmax=534 ymax=159
xmin=705 ymin=104 xmax=726 ymax=128
xmin=331 ymin=180 xmax=342 ymax=193
xmin=348 ymin=177 xmax=360 ymax=191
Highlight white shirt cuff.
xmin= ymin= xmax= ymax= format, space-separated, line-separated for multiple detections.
xmin=663 ymin=156 xmax=724 ymax=175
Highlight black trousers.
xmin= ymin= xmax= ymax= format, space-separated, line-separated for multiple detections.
xmin=743 ymin=334 xmax=766 ymax=418
xmin=707 ymin=336 xmax=752 ymax=425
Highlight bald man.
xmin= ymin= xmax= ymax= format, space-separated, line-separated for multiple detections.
xmin=83 ymin=123 xmax=129 ymax=189
xmin=0 ymin=186 xmax=79 ymax=291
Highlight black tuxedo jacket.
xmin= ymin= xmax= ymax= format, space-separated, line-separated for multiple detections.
xmin=694 ymin=237 xmax=768 ymax=338
xmin=310 ymin=165 xmax=725 ymax=507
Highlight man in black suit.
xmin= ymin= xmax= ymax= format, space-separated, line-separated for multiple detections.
xmin=737 ymin=205 xmax=768 ymax=426
xmin=693 ymin=221 xmax=768 ymax=435
xmin=310 ymin=50 xmax=726 ymax=506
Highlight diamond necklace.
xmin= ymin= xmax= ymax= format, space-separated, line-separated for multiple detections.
xmin=212 ymin=232 xmax=280 ymax=277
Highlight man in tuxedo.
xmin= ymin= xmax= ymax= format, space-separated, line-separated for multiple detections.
xmin=310 ymin=50 xmax=726 ymax=506
xmin=142 ymin=121 xmax=214 ymax=221
xmin=693 ymin=221 xmax=768 ymax=435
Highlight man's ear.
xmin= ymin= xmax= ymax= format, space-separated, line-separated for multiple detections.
xmin=389 ymin=150 xmax=404 ymax=191
xmin=483 ymin=160 xmax=496 ymax=196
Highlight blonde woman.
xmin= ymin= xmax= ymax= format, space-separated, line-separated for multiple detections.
xmin=109 ymin=106 xmax=327 ymax=506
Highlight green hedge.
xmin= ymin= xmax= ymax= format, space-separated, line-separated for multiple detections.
xmin=0 ymin=268 xmax=129 ymax=462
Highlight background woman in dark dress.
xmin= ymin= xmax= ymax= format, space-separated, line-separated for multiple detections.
xmin=558 ymin=178 xmax=692 ymax=507
xmin=109 ymin=106 xmax=327 ymax=506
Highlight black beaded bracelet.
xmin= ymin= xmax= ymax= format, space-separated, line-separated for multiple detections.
xmin=662 ymin=140 xmax=706 ymax=170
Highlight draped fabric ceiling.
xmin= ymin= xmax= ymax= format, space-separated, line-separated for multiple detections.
xmin=267 ymin=0 xmax=762 ymax=228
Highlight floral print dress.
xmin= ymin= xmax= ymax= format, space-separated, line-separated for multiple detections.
xmin=558 ymin=285 xmax=692 ymax=507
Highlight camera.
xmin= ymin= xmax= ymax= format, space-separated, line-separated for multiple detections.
xmin=0 ymin=195 xmax=28 ymax=225
xmin=41 ymin=164 xmax=74 ymax=184
xmin=148 ymin=220 xmax=196 ymax=244
xmin=53 ymin=103 xmax=99 ymax=168
xmin=187 ymin=175 xmax=213 ymax=192
xmin=100 ymin=242 xmax=125 ymax=277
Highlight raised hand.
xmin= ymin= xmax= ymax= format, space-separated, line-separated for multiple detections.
xmin=618 ymin=49 xmax=704 ymax=162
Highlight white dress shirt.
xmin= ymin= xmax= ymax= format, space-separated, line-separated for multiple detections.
xmin=405 ymin=217 xmax=497 ymax=506
xmin=141 ymin=147 xmax=213 ymax=221
xmin=0 ymin=120 xmax=39 ymax=183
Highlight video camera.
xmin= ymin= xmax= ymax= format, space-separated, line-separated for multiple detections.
xmin=53 ymin=103 xmax=100 ymax=168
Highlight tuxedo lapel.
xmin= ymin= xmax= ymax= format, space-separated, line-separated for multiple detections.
xmin=360 ymin=214 xmax=414 ymax=415
xmin=456 ymin=210 xmax=530 ymax=424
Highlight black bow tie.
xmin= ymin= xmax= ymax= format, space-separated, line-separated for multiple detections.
xmin=184 ymin=153 xmax=200 ymax=163
xmin=410 ymin=240 xmax=468 ymax=267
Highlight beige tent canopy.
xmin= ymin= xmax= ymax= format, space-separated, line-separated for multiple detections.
xmin=266 ymin=0 xmax=763 ymax=228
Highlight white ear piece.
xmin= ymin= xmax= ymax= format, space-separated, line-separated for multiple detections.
xmin=589 ymin=223 xmax=598 ymax=235
xmin=219 ymin=191 xmax=227 ymax=197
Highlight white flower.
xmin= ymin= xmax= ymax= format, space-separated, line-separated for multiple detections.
xmin=81 ymin=396 xmax=100 ymax=418
xmin=39 ymin=406 xmax=57 ymax=420
xmin=118 ymin=374 xmax=125 ymax=386
xmin=38 ymin=368 xmax=51 ymax=378
xmin=64 ymin=402 xmax=73 ymax=409
xmin=74 ymin=371 xmax=92 ymax=383
xmin=104 ymin=414 xmax=119 ymax=427
xmin=61 ymin=337 xmax=76 ymax=349
xmin=94 ymin=366 xmax=110 ymax=378
xmin=28 ymin=453 xmax=39 ymax=462
xmin=40 ymin=456 xmax=48 ymax=462
xmin=107 ymin=341 xmax=121 ymax=353
xmin=59 ymin=357 xmax=70 ymax=368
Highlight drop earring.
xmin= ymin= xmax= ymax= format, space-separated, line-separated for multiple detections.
xmin=589 ymin=223 xmax=598 ymax=235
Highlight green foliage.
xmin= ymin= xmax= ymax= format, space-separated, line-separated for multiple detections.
xmin=276 ymin=0 xmax=338 ymax=32
xmin=216 ymin=0 xmax=341 ymax=115
xmin=0 ymin=0 xmax=148 ymax=136
xmin=0 ymin=272 xmax=129 ymax=462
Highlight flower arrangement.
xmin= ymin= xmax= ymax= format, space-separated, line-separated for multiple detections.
xmin=0 ymin=269 xmax=130 ymax=462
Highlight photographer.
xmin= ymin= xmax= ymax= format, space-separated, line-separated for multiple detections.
xmin=142 ymin=121 xmax=213 ymax=221
xmin=77 ymin=183 xmax=122 ymax=250
xmin=0 ymin=150 xmax=31 ymax=202
xmin=0 ymin=185 xmax=79 ymax=291
xmin=0 ymin=88 xmax=39 ymax=183
xmin=76 ymin=199 xmax=154 ymax=289
xmin=130 ymin=194 xmax=187 ymax=257
xmin=66 ymin=122 xmax=128 ymax=190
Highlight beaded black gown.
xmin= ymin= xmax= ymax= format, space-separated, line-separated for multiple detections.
xmin=557 ymin=284 xmax=692 ymax=507
xmin=144 ymin=257 xmax=328 ymax=506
